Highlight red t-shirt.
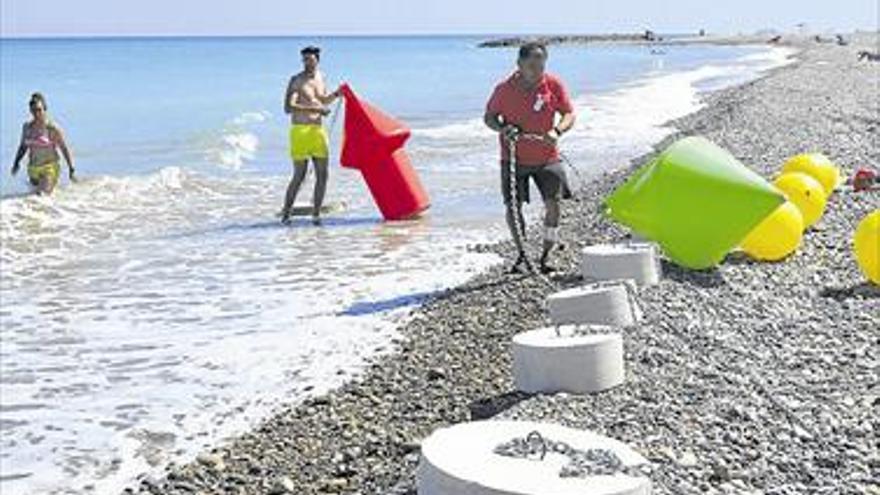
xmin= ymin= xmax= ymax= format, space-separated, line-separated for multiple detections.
xmin=486 ymin=72 xmax=574 ymax=166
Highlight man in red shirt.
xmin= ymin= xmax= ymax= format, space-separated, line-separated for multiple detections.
xmin=484 ymin=42 xmax=576 ymax=274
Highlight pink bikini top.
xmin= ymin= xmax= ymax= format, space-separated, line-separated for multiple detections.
xmin=24 ymin=124 xmax=56 ymax=149
xmin=24 ymin=123 xmax=60 ymax=165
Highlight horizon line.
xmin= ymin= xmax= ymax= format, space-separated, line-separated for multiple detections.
xmin=2 ymin=25 xmax=870 ymax=41
xmin=0 ymin=28 xmax=793 ymax=41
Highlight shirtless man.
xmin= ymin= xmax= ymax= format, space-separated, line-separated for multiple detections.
xmin=280 ymin=46 xmax=341 ymax=225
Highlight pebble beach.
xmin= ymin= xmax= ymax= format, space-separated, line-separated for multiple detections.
xmin=126 ymin=33 xmax=879 ymax=495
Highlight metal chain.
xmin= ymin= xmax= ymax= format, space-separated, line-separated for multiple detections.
xmin=507 ymin=137 xmax=528 ymax=256
xmin=585 ymin=279 xmax=644 ymax=324
xmin=552 ymin=323 xmax=618 ymax=338
xmin=558 ymin=149 xmax=590 ymax=192
xmin=506 ymin=137 xmax=557 ymax=289
xmin=493 ymin=431 xmax=652 ymax=479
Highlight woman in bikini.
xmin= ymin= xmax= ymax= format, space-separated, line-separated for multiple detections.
xmin=11 ymin=93 xmax=76 ymax=194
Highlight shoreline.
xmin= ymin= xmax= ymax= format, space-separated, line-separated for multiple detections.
xmin=476 ymin=32 xmax=857 ymax=48
xmin=0 ymin=39 xmax=776 ymax=495
xmin=127 ymin=35 xmax=878 ymax=495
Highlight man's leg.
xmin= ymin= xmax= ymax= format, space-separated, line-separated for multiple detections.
xmin=311 ymin=157 xmax=329 ymax=225
xmin=537 ymin=163 xmax=565 ymax=273
xmin=281 ymin=161 xmax=308 ymax=224
xmin=539 ymin=198 xmax=561 ymax=271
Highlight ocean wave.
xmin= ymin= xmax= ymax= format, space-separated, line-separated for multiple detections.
xmin=0 ymin=166 xmax=501 ymax=495
xmin=215 ymin=131 xmax=260 ymax=169
xmin=231 ymin=110 xmax=272 ymax=126
xmin=206 ymin=110 xmax=270 ymax=169
xmin=0 ymin=167 xmax=198 ymax=274
xmin=738 ymin=46 xmax=798 ymax=66
xmin=412 ymin=119 xmax=493 ymax=142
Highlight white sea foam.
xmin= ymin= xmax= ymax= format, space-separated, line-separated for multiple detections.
xmin=413 ymin=118 xmax=493 ymax=141
xmin=738 ymin=46 xmax=798 ymax=66
xmin=231 ymin=110 xmax=272 ymax=125
xmin=0 ymin=163 xmax=502 ymax=495
xmin=214 ymin=132 xmax=259 ymax=169
xmin=204 ymin=110 xmax=273 ymax=170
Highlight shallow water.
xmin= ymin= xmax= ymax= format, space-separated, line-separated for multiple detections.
xmin=0 ymin=36 xmax=793 ymax=494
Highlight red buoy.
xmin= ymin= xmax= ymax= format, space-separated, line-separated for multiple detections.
xmin=339 ymin=84 xmax=430 ymax=221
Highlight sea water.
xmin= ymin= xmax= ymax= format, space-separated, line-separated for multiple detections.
xmin=0 ymin=35 xmax=793 ymax=494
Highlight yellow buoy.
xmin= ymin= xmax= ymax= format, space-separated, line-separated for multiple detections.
xmin=740 ymin=201 xmax=805 ymax=261
xmin=782 ymin=153 xmax=841 ymax=196
xmin=854 ymin=210 xmax=880 ymax=285
xmin=773 ymin=172 xmax=827 ymax=229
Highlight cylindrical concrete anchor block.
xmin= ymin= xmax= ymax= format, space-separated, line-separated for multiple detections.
xmin=513 ymin=327 xmax=624 ymax=394
xmin=418 ymin=420 xmax=651 ymax=495
xmin=581 ymin=243 xmax=661 ymax=286
xmin=548 ymin=283 xmax=638 ymax=327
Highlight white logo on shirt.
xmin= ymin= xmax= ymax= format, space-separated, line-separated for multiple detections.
xmin=533 ymin=94 xmax=546 ymax=112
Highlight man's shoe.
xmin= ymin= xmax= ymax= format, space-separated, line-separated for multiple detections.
xmin=509 ymin=252 xmax=533 ymax=274
xmin=538 ymin=262 xmax=557 ymax=274
xmin=538 ymin=250 xmax=557 ymax=274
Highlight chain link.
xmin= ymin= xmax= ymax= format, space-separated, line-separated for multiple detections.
xmin=493 ymin=431 xmax=652 ymax=479
xmin=507 ymin=138 xmax=560 ymax=288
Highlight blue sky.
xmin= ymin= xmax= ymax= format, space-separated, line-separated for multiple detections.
xmin=1 ymin=0 xmax=876 ymax=37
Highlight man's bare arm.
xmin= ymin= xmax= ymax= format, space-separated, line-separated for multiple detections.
xmin=556 ymin=111 xmax=576 ymax=134
xmin=284 ymin=78 xmax=297 ymax=114
xmin=283 ymin=77 xmax=322 ymax=113
xmin=317 ymin=85 xmax=341 ymax=105
xmin=537 ymin=111 xmax=576 ymax=145
xmin=285 ymin=85 xmax=327 ymax=114
xmin=484 ymin=111 xmax=504 ymax=132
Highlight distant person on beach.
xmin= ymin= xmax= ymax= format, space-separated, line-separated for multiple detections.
xmin=11 ymin=93 xmax=76 ymax=195
xmin=280 ymin=45 xmax=342 ymax=226
xmin=484 ymin=42 xmax=576 ymax=274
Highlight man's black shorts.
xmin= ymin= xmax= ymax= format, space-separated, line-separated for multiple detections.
xmin=500 ymin=161 xmax=571 ymax=204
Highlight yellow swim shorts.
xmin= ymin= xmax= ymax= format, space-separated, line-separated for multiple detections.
xmin=27 ymin=162 xmax=60 ymax=186
xmin=289 ymin=124 xmax=329 ymax=162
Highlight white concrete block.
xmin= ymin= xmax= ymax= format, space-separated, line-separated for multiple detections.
xmin=513 ymin=326 xmax=624 ymax=394
xmin=548 ymin=282 xmax=639 ymax=327
xmin=581 ymin=243 xmax=661 ymax=287
xmin=418 ymin=420 xmax=651 ymax=495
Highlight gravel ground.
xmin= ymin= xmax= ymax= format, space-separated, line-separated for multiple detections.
xmin=126 ymin=35 xmax=879 ymax=495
